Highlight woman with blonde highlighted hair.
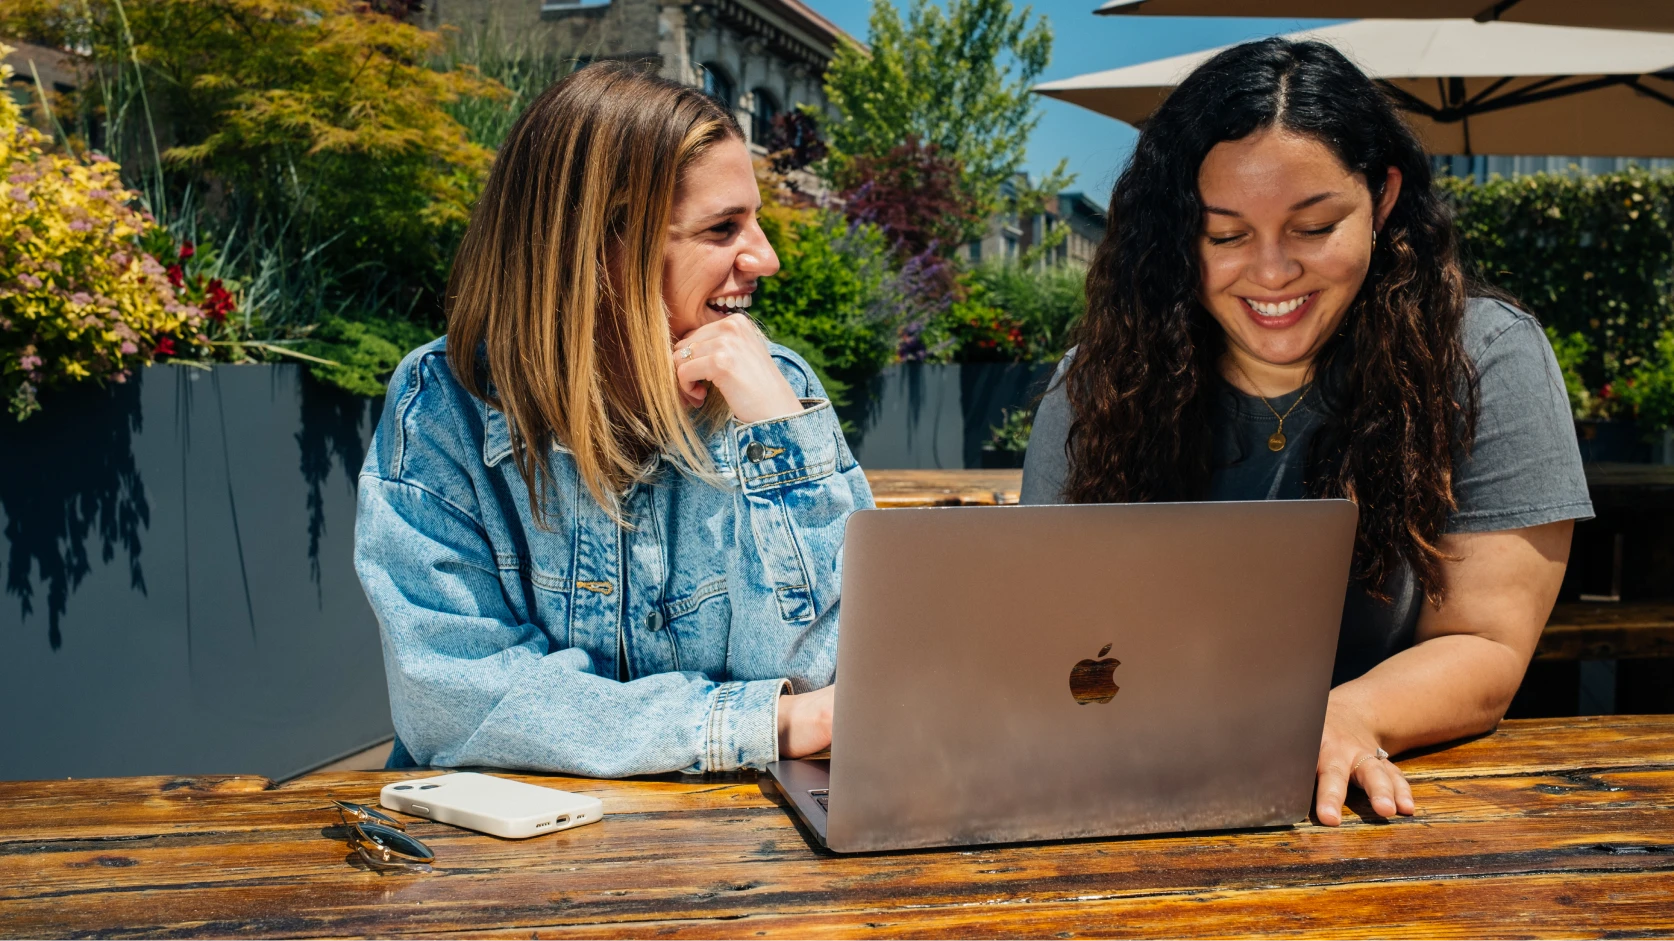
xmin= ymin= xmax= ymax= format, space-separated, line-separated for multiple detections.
xmin=354 ymin=62 xmax=867 ymax=777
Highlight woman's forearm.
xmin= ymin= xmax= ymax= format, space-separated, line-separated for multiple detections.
xmin=1331 ymin=631 xmax=1532 ymax=756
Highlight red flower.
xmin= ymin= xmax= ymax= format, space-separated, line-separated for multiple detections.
xmin=178 ymin=240 xmax=196 ymax=261
xmin=165 ymin=264 xmax=185 ymax=288
xmin=154 ymin=336 xmax=176 ymax=358
xmin=203 ymin=279 xmax=235 ymax=322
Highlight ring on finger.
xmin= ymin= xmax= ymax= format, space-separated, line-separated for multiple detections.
xmin=1350 ymin=751 xmax=1383 ymax=776
xmin=679 ymin=346 xmax=694 ymax=361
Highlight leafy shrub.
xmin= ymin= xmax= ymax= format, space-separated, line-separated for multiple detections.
xmin=924 ymin=298 xmax=1027 ymax=363
xmin=295 ymin=314 xmax=438 ymax=398
xmin=1619 ymin=330 xmax=1674 ymax=432
xmin=985 ymin=405 xmax=1033 ymax=454
xmin=963 ymin=260 xmax=1084 ymax=362
xmin=754 ymin=205 xmax=897 ymax=395
xmin=839 ymin=136 xmax=983 ymax=258
xmin=1 ymin=48 xmax=204 ymax=418
xmin=1443 ymin=168 xmax=1674 ymax=391
xmin=2 ymin=0 xmax=501 ymax=322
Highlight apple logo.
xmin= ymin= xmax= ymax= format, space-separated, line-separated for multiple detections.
xmin=1069 ymin=643 xmax=1121 ymax=705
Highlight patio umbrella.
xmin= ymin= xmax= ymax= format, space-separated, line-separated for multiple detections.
xmin=1035 ymin=18 xmax=1674 ymax=157
xmin=1093 ymin=0 xmax=1674 ymax=32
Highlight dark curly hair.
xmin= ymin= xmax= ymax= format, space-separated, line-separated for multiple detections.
xmin=1063 ymin=38 xmax=1482 ymax=605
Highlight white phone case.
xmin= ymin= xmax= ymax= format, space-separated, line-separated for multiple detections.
xmin=379 ymin=772 xmax=604 ymax=839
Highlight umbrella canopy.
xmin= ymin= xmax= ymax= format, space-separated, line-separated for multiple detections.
xmin=1035 ymin=19 xmax=1674 ymax=157
xmin=1093 ymin=0 xmax=1674 ymax=32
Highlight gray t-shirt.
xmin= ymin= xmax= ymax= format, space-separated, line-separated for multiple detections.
xmin=1021 ymin=297 xmax=1594 ymax=685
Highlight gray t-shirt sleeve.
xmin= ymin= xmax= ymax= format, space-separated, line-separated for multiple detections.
xmin=1448 ymin=298 xmax=1594 ymax=533
xmin=1021 ymin=355 xmax=1074 ymax=506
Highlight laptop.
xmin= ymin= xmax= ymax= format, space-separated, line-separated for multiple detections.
xmin=767 ymin=499 xmax=1357 ymax=853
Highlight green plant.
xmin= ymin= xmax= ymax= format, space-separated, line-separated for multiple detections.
xmin=438 ymin=25 xmax=589 ymax=150
xmin=295 ymin=314 xmax=438 ymax=398
xmin=1443 ymin=168 xmax=1674 ymax=395
xmin=1619 ymin=330 xmax=1674 ymax=433
xmin=2 ymin=0 xmax=502 ymax=322
xmin=1 ymin=46 xmax=206 ymax=418
xmin=1544 ymin=325 xmax=1607 ymax=419
xmin=986 ymin=406 xmax=1033 ymax=453
xmin=923 ymin=295 xmax=1027 ymax=363
xmin=964 ymin=260 xmax=1084 ymax=362
xmin=754 ymin=205 xmax=897 ymax=398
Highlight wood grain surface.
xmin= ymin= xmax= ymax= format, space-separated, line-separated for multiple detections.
xmin=863 ymin=469 xmax=1022 ymax=507
xmin=1538 ymin=601 xmax=1674 ymax=660
xmin=3 ymin=716 xmax=1672 ymax=939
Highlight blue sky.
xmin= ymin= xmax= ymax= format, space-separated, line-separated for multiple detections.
xmin=803 ymin=2 xmax=1334 ymax=199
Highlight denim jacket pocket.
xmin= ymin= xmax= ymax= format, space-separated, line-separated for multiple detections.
xmin=499 ymin=551 xmax=572 ymax=646
xmin=659 ymin=576 xmax=730 ymax=678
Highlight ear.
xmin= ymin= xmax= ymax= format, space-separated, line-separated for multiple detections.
xmin=1374 ymin=167 xmax=1404 ymax=230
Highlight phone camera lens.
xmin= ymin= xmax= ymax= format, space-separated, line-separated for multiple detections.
xmin=393 ymin=785 xmax=413 ymax=790
xmin=420 ymin=784 xmax=440 ymax=790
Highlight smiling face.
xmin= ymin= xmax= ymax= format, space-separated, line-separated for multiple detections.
xmin=662 ymin=136 xmax=780 ymax=341
xmin=1196 ymin=128 xmax=1401 ymax=391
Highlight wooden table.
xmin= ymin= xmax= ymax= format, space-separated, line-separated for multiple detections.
xmin=864 ymin=468 xmax=1023 ymax=508
xmin=4 ymin=716 xmax=1672 ymax=938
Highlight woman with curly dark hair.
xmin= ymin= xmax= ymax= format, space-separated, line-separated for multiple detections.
xmin=1022 ymin=39 xmax=1591 ymax=827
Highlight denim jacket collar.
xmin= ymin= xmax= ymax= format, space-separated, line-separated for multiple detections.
xmin=482 ymin=403 xmax=514 ymax=468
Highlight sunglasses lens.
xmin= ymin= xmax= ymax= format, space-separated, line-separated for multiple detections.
xmin=358 ymin=823 xmax=435 ymax=863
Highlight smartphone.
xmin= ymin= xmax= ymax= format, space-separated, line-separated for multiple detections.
xmin=379 ymin=772 xmax=604 ymax=839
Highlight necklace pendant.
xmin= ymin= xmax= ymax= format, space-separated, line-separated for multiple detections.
xmin=1268 ymin=430 xmax=1287 ymax=452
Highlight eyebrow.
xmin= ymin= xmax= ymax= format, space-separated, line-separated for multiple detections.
xmin=1202 ymin=192 xmax=1341 ymax=217
xmin=693 ymin=205 xmax=752 ymax=223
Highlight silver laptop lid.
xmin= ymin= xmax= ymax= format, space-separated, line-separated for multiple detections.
xmin=826 ymin=500 xmax=1357 ymax=853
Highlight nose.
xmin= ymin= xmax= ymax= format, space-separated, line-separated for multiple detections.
xmin=1246 ymin=235 xmax=1301 ymax=291
xmin=736 ymin=220 xmax=781 ymax=279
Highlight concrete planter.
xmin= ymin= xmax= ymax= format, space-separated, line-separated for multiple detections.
xmin=0 ymin=364 xmax=390 ymax=781
xmin=839 ymin=362 xmax=1056 ymax=470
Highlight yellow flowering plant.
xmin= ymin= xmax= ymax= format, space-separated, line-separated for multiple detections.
xmin=1 ymin=45 xmax=206 ymax=419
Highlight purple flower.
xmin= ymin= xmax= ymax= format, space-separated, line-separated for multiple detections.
xmin=7 ymin=171 xmax=37 ymax=184
xmin=19 ymin=354 xmax=42 ymax=370
xmin=17 ymin=273 xmax=41 ymax=289
xmin=119 ymin=341 xmax=139 ymax=355
xmin=8 ymin=187 xmax=27 ymax=201
xmin=68 ymin=218 xmax=92 ymax=232
xmin=109 ymin=252 xmax=131 ymax=269
xmin=70 ymin=292 xmax=93 ymax=306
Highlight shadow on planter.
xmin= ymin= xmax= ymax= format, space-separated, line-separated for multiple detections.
xmin=0 ymin=364 xmax=392 ymax=781
xmin=839 ymin=363 xmax=1056 ymax=469
xmin=0 ymin=376 xmax=148 ymax=651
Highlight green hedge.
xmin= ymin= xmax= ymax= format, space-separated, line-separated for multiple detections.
xmin=1442 ymin=168 xmax=1674 ymax=392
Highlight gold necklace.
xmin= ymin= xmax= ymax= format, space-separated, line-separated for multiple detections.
xmin=1231 ymin=363 xmax=1312 ymax=452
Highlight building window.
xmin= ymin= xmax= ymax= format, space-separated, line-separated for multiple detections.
xmin=749 ymin=88 xmax=779 ymax=146
xmin=701 ymin=63 xmax=735 ymax=107
xmin=969 ymin=242 xmax=982 ymax=263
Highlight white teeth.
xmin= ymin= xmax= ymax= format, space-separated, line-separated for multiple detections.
xmin=707 ymin=293 xmax=753 ymax=310
xmin=1246 ymin=293 xmax=1311 ymax=317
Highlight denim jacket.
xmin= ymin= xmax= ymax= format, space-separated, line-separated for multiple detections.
xmin=354 ymin=338 xmax=873 ymax=777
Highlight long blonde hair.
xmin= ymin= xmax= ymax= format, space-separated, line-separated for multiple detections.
xmin=446 ymin=62 xmax=743 ymax=523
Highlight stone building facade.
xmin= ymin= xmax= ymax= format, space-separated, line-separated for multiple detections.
xmin=421 ymin=0 xmax=853 ymax=148
xmin=966 ymin=175 xmax=1108 ymax=269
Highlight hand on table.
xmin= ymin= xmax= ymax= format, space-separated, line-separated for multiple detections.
xmin=1315 ymin=692 xmax=1417 ymax=826
xmin=778 ymin=685 xmax=834 ymax=759
xmin=672 ymin=316 xmax=803 ymax=424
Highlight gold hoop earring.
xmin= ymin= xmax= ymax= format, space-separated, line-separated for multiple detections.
xmin=1372 ymin=230 xmax=1379 ymax=251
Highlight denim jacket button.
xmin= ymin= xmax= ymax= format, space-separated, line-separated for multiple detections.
xmin=645 ymin=610 xmax=664 ymax=631
xmin=745 ymin=442 xmax=766 ymax=463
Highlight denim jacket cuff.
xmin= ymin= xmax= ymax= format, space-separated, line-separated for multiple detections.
xmin=701 ymin=678 xmax=791 ymax=772
xmin=733 ymin=400 xmax=838 ymax=494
